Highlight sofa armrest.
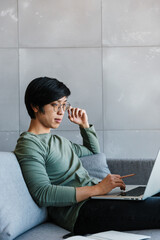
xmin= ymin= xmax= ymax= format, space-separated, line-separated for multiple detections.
xmin=107 ymin=159 xmax=154 ymax=185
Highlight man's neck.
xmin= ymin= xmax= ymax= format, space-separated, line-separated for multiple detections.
xmin=28 ymin=119 xmax=50 ymax=135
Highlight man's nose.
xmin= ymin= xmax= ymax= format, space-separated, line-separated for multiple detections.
xmin=57 ymin=106 xmax=64 ymax=114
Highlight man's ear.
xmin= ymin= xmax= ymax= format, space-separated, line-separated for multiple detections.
xmin=31 ymin=104 xmax=39 ymax=113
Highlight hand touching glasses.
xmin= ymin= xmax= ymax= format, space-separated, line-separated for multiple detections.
xmin=68 ymin=107 xmax=89 ymax=129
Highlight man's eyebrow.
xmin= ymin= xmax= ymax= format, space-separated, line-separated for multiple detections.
xmin=57 ymin=99 xmax=67 ymax=103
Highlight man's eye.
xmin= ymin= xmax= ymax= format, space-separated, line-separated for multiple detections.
xmin=52 ymin=104 xmax=58 ymax=107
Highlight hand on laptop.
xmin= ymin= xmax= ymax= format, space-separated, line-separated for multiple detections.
xmin=97 ymin=174 xmax=126 ymax=195
xmin=76 ymin=174 xmax=126 ymax=202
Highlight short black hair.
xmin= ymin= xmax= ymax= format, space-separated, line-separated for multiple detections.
xmin=25 ymin=77 xmax=71 ymax=119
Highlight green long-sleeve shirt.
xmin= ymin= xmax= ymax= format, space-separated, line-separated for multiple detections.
xmin=14 ymin=125 xmax=100 ymax=231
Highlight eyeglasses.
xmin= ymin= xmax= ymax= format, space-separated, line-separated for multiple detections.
xmin=51 ymin=102 xmax=71 ymax=112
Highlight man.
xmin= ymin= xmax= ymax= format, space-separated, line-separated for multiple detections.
xmin=14 ymin=77 xmax=160 ymax=235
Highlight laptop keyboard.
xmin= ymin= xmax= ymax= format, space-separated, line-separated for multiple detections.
xmin=119 ymin=186 xmax=145 ymax=197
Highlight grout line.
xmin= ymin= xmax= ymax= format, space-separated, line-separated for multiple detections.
xmin=17 ymin=0 xmax=21 ymax=137
xmin=100 ymin=45 xmax=160 ymax=48
xmin=0 ymin=47 xmax=18 ymax=49
xmin=1 ymin=45 xmax=160 ymax=50
xmin=16 ymin=46 xmax=102 ymax=49
xmin=0 ymin=45 xmax=160 ymax=50
xmin=101 ymin=0 xmax=105 ymax=153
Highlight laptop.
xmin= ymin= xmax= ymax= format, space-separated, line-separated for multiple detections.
xmin=92 ymin=150 xmax=160 ymax=201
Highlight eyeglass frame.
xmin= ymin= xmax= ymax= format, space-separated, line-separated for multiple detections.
xmin=51 ymin=102 xmax=71 ymax=112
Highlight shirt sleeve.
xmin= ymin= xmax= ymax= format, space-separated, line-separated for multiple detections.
xmin=70 ymin=125 xmax=101 ymax=158
xmin=14 ymin=137 xmax=77 ymax=207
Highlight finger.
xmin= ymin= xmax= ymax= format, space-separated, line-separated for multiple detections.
xmin=78 ymin=109 xmax=83 ymax=118
xmin=109 ymin=175 xmax=125 ymax=187
xmin=79 ymin=109 xmax=86 ymax=118
xmin=75 ymin=108 xmax=79 ymax=118
xmin=115 ymin=177 xmax=125 ymax=185
xmin=68 ymin=107 xmax=74 ymax=121
xmin=114 ymin=182 xmax=126 ymax=191
xmin=68 ymin=107 xmax=72 ymax=118
xmin=70 ymin=108 xmax=75 ymax=118
xmin=120 ymin=184 xmax=126 ymax=190
xmin=108 ymin=174 xmax=120 ymax=182
xmin=112 ymin=174 xmax=121 ymax=178
xmin=113 ymin=176 xmax=125 ymax=184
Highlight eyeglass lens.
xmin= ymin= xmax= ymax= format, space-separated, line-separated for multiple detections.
xmin=54 ymin=103 xmax=70 ymax=112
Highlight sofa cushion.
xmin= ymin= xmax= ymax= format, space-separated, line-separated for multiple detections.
xmin=80 ymin=153 xmax=110 ymax=180
xmin=0 ymin=152 xmax=48 ymax=240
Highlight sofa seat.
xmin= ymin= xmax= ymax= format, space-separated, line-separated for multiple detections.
xmin=15 ymin=223 xmax=69 ymax=240
xmin=15 ymin=225 xmax=160 ymax=240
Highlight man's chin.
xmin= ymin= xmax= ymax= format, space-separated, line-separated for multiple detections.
xmin=52 ymin=123 xmax=61 ymax=129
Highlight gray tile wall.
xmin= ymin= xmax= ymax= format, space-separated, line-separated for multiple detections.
xmin=0 ymin=0 xmax=160 ymax=159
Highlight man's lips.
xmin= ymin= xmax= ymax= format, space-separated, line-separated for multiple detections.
xmin=54 ymin=118 xmax=62 ymax=123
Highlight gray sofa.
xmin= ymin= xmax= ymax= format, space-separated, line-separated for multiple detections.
xmin=0 ymin=151 xmax=160 ymax=240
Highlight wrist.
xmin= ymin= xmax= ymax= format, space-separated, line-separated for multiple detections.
xmin=79 ymin=122 xmax=90 ymax=129
xmin=91 ymin=184 xmax=102 ymax=196
xmin=76 ymin=185 xmax=99 ymax=202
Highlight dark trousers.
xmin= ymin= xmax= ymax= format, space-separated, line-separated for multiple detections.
xmin=73 ymin=197 xmax=160 ymax=235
